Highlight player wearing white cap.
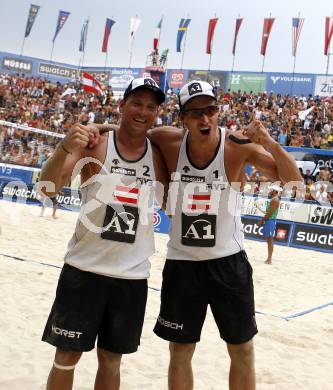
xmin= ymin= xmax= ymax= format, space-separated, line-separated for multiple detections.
xmin=40 ymin=77 xmax=167 ymax=390
xmin=148 ymin=80 xmax=302 ymax=390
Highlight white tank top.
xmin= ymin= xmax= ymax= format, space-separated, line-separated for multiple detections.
xmin=166 ymin=128 xmax=244 ymax=261
xmin=65 ymin=130 xmax=155 ymax=279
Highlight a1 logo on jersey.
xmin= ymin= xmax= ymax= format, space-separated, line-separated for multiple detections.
xmin=101 ymin=204 xmax=139 ymax=243
xmin=181 ymin=213 xmax=216 ymax=247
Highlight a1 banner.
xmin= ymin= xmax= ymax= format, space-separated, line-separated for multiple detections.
xmin=241 ymin=216 xmax=292 ymax=244
xmin=291 ymin=223 xmax=333 ymax=252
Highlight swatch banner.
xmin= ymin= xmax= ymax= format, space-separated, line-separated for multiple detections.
xmin=229 ymin=73 xmax=266 ymax=93
xmin=38 ymin=62 xmax=78 ymax=79
xmin=109 ymin=68 xmax=141 ymax=91
xmin=188 ymin=69 xmax=228 ymax=90
xmin=266 ymin=73 xmax=314 ymax=96
xmin=291 ymin=223 xmax=333 ymax=252
xmin=241 ymin=216 xmax=292 ymax=244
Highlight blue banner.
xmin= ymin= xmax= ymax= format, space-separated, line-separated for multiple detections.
xmin=266 ymin=73 xmax=315 ymax=96
xmin=109 ymin=67 xmax=141 ymax=91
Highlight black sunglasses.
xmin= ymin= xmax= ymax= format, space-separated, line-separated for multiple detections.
xmin=182 ymin=104 xmax=220 ymax=119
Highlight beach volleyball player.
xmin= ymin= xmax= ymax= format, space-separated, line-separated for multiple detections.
xmin=40 ymin=78 xmax=167 ymax=390
xmin=148 ymin=81 xmax=302 ymax=389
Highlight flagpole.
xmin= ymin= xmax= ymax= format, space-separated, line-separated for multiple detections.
xmin=291 ymin=12 xmax=301 ymax=96
xmin=82 ymin=17 xmax=89 ymax=69
xmin=20 ymin=37 xmax=26 ymax=58
xmin=207 ymin=14 xmax=216 ymax=82
xmin=180 ymin=14 xmax=190 ymax=70
xmin=50 ymin=42 xmax=55 ymax=64
xmin=326 ymin=14 xmax=333 ymax=77
xmin=129 ymin=14 xmax=138 ymax=68
xmin=231 ymin=14 xmax=240 ymax=73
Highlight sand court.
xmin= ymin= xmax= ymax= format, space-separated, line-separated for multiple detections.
xmin=0 ymin=201 xmax=333 ymax=389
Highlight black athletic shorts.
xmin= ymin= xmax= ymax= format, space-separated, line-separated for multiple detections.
xmin=154 ymin=250 xmax=257 ymax=344
xmin=42 ymin=264 xmax=148 ymax=354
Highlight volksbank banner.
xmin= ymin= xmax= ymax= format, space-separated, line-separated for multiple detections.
xmin=266 ymin=73 xmax=314 ymax=96
xmin=228 ymin=73 xmax=266 ymax=94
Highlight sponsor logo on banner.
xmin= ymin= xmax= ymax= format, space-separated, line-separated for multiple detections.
xmin=292 ymin=224 xmax=333 ymax=251
xmin=270 ymin=75 xmax=312 ymax=85
xmin=82 ymin=70 xmax=109 ymax=83
xmin=2 ymin=57 xmax=33 ymax=72
xmin=315 ymin=76 xmax=333 ymax=97
xmin=39 ymin=62 xmax=77 ymax=79
xmin=153 ymin=210 xmax=161 ymax=227
xmin=168 ymin=70 xmax=187 ymax=88
xmin=309 ymin=205 xmax=333 ymax=227
xmin=241 ymin=217 xmax=291 ymax=243
xmin=229 ymin=73 xmax=266 ymax=94
xmin=109 ymin=68 xmax=140 ymax=90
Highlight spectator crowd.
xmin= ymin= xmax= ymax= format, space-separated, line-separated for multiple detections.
xmin=0 ymin=72 xmax=332 ymax=203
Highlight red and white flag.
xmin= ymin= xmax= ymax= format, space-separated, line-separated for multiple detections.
xmin=292 ymin=17 xmax=304 ymax=57
xmin=260 ymin=17 xmax=275 ymax=56
xmin=129 ymin=16 xmax=141 ymax=48
xmin=276 ymin=229 xmax=287 ymax=239
xmin=153 ymin=18 xmax=163 ymax=50
xmin=324 ymin=17 xmax=333 ymax=55
xmin=232 ymin=18 xmax=243 ymax=55
xmin=114 ymin=185 xmax=139 ymax=205
xmin=206 ymin=18 xmax=218 ymax=54
xmin=187 ymin=193 xmax=211 ymax=211
xmin=82 ymin=72 xmax=103 ymax=95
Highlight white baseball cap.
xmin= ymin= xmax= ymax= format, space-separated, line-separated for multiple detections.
xmin=268 ymin=185 xmax=282 ymax=193
xmin=123 ymin=77 xmax=165 ymax=104
xmin=179 ymin=80 xmax=216 ymax=108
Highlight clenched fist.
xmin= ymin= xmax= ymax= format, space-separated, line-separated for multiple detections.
xmin=242 ymin=120 xmax=276 ymax=150
xmin=62 ymin=123 xmax=100 ymax=153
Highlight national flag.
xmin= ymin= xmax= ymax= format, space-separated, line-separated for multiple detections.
xmin=276 ymin=229 xmax=287 ymax=239
xmin=232 ymin=18 xmax=243 ymax=55
xmin=52 ymin=10 xmax=70 ymax=43
xmin=206 ymin=18 xmax=218 ymax=54
xmin=113 ymin=185 xmax=139 ymax=205
xmin=82 ymin=72 xmax=104 ymax=95
xmin=187 ymin=193 xmax=211 ymax=211
xmin=79 ymin=19 xmax=89 ymax=52
xmin=324 ymin=17 xmax=333 ymax=55
xmin=260 ymin=17 xmax=275 ymax=56
xmin=292 ymin=17 xmax=304 ymax=56
xmin=24 ymin=4 xmax=40 ymax=38
xmin=153 ymin=18 xmax=163 ymax=50
xmin=176 ymin=18 xmax=191 ymax=52
xmin=129 ymin=16 xmax=141 ymax=48
xmin=102 ymin=18 xmax=116 ymax=53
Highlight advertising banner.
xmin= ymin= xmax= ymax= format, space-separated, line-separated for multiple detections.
xmin=2 ymin=56 xmax=33 ymax=73
xmin=0 ymin=180 xmax=81 ymax=211
xmin=153 ymin=209 xmax=170 ymax=234
xmin=241 ymin=216 xmax=292 ymax=244
xmin=314 ymin=75 xmax=333 ymax=97
xmin=266 ymin=73 xmax=314 ymax=96
xmin=187 ymin=69 xmax=228 ymax=90
xmin=229 ymin=73 xmax=266 ymax=94
xmin=38 ymin=62 xmax=78 ymax=79
xmin=109 ymin=68 xmax=141 ymax=91
xmin=0 ymin=163 xmax=37 ymax=183
xmin=291 ymin=223 xmax=333 ymax=252
xmin=166 ymin=69 xmax=188 ymax=89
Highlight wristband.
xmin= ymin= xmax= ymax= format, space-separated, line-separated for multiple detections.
xmin=60 ymin=141 xmax=72 ymax=154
